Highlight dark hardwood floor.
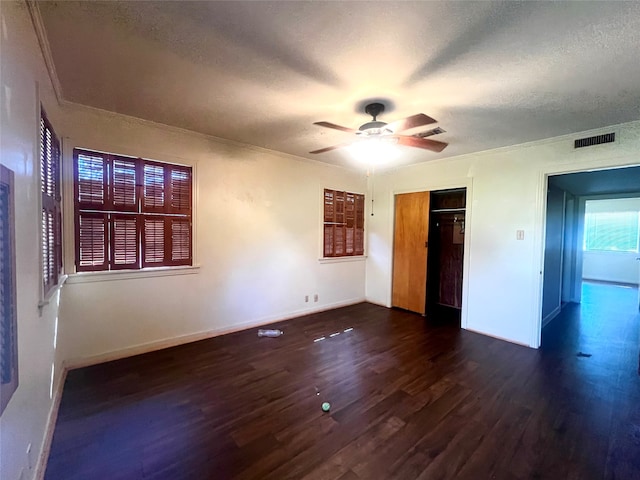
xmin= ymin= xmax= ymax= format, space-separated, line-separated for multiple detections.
xmin=45 ymin=283 xmax=640 ymax=479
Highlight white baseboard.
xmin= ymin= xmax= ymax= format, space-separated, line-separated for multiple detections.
xmin=364 ymin=298 xmax=390 ymax=308
xmin=34 ymin=366 xmax=67 ymax=480
xmin=65 ymin=297 xmax=366 ymax=369
xmin=542 ymin=305 xmax=562 ymax=328
xmin=464 ymin=327 xmax=530 ymax=348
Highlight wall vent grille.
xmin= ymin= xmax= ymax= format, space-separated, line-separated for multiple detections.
xmin=574 ymin=132 xmax=615 ymax=149
xmin=414 ymin=127 xmax=446 ymax=138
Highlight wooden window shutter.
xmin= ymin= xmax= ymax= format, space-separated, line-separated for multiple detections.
xmin=76 ymin=212 xmax=108 ymax=271
xmin=143 ymin=161 xmax=166 ymax=213
xmin=41 ymin=110 xmax=62 ymax=294
xmin=142 ymin=217 xmax=165 ymax=267
xmin=169 ymin=166 xmax=192 ymax=214
xmin=334 ymin=190 xmax=346 ymax=256
xmin=74 ymin=148 xmax=192 ymax=271
xmin=53 ymin=139 xmax=63 ymax=277
xmin=75 ymin=150 xmax=107 ymax=210
xmin=40 ymin=116 xmax=54 ymax=198
xmin=111 ymin=156 xmax=138 ymax=212
xmin=345 ymin=193 xmax=356 ymax=255
xmin=42 ymin=210 xmax=55 ymax=289
xmin=355 ymin=193 xmax=365 ymax=255
xmin=323 ymin=189 xmax=335 ymax=257
xmin=323 ymin=188 xmax=364 ymax=257
xmin=170 ymin=218 xmax=191 ymax=265
xmin=110 ymin=214 xmax=139 ymax=269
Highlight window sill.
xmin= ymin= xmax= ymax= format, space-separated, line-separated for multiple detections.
xmin=66 ymin=265 xmax=201 ymax=284
xmin=583 ymin=250 xmax=639 ymax=255
xmin=38 ymin=274 xmax=69 ymax=310
xmin=318 ymin=255 xmax=367 ymax=264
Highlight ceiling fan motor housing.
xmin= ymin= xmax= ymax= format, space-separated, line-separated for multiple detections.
xmin=359 ymin=102 xmax=388 ymax=134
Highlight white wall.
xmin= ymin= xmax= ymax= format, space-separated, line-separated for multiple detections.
xmin=0 ymin=2 xmax=65 ymax=480
xmin=365 ymin=121 xmax=640 ymax=347
xmin=583 ymin=251 xmax=639 ymax=284
xmin=57 ymin=103 xmax=367 ymax=365
xmin=582 ymin=197 xmax=640 ymax=285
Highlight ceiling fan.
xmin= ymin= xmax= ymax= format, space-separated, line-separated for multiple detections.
xmin=309 ymin=102 xmax=448 ymax=155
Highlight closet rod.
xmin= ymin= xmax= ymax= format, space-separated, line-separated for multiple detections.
xmin=430 ymin=208 xmax=466 ymax=213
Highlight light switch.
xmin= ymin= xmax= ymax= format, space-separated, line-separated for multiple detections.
xmin=516 ymin=230 xmax=525 ymax=240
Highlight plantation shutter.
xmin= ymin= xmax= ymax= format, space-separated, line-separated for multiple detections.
xmin=111 ymin=214 xmax=139 ymax=269
xmin=324 ymin=189 xmax=335 ymax=257
xmin=323 ymin=189 xmax=364 ymax=257
xmin=354 ymin=194 xmax=365 ymax=255
xmin=75 ymin=150 xmax=107 ymax=210
xmin=41 ymin=110 xmax=62 ymax=294
xmin=142 ymin=217 xmax=165 ymax=267
xmin=76 ymin=212 xmax=108 ymax=271
xmin=170 ymin=218 xmax=191 ymax=264
xmin=112 ymin=157 xmax=138 ymax=212
xmin=169 ymin=166 xmax=192 ymax=214
xmin=74 ymin=148 xmax=192 ymax=272
xmin=143 ymin=162 xmax=166 ymax=213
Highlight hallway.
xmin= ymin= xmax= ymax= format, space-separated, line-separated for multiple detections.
xmin=541 ymin=281 xmax=640 ymax=477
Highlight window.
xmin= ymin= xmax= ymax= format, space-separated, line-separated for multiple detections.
xmin=323 ymin=189 xmax=364 ymax=257
xmin=73 ymin=149 xmax=192 ymax=272
xmin=584 ymin=211 xmax=640 ymax=252
xmin=1 ymin=164 xmax=18 ymax=415
xmin=40 ymin=109 xmax=62 ymax=296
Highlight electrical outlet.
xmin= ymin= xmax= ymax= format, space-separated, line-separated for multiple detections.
xmin=314 ymin=294 xmax=318 ymax=302
xmin=516 ymin=230 xmax=525 ymax=240
xmin=304 ymin=295 xmax=309 ymax=303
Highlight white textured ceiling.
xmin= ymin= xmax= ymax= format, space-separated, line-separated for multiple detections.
xmin=38 ymin=1 xmax=640 ymax=169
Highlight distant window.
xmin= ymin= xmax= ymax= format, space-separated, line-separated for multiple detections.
xmin=584 ymin=211 xmax=640 ymax=252
xmin=323 ymin=189 xmax=364 ymax=257
xmin=73 ymin=149 xmax=192 ymax=272
xmin=40 ymin=108 xmax=63 ymax=296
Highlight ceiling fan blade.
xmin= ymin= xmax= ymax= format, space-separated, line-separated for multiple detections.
xmin=396 ymin=135 xmax=448 ymax=152
xmin=309 ymin=143 xmax=352 ymax=154
xmin=385 ymin=113 xmax=437 ymax=134
xmin=313 ymin=121 xmax=358 ymax=133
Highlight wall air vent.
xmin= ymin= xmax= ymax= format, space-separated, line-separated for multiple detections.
xmin=414 ymin=127 xmax=446 ymax=138
xmin=574 ymin=132 xmax=615 ymax=149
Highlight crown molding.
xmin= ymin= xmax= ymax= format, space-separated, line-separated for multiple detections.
xmin=60 ymin=100 xmax=362 ymax=174
xmin=25 ymin=0 xmax=64 ymax=104
xmin=385 ymin=119 xmax=640 ymax=174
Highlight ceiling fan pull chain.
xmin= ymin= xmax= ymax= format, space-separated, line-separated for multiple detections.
xmin=369 ymin=166 xmax=375 ymax=216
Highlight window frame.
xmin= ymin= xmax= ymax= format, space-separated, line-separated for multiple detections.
xmin=322 ymin=188 xmax=365 ymax=258
xmin=73 ymin=148 xmax=193 ymax=273
xmin=40 ymin=107 xmax=63 ymax=298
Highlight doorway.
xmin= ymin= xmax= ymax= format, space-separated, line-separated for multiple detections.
xmin=391 ymin=188 xmax=466 ymax=323
xmin=541 ymin=166 xmax=640 ymax=345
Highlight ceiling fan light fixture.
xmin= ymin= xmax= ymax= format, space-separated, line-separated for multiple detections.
xmin=346 ymin=137 xmax=401 ymax=165
xmin=357 ymin=121 xmax=388 ymax=134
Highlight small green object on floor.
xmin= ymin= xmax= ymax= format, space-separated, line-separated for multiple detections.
xmin=321 ymin=402 xmax=331 ymax=412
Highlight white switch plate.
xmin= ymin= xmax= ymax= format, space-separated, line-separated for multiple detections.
xmin=516 ymin=230 xmax=525 ymax=240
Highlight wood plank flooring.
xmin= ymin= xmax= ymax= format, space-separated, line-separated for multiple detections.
xmin=45 ymin=283 xmax=640 ymax=479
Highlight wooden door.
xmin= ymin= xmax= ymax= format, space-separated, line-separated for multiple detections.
xmin=392 ymin=191 xmax=430 ymax=314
